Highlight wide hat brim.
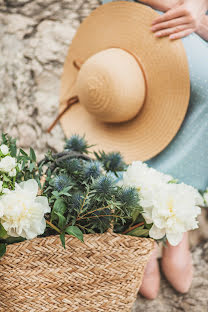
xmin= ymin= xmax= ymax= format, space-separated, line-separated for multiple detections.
xmin=59 ymin=1 xmax=190 ymax=163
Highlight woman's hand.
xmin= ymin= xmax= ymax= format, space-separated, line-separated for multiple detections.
xmin=151 ymin=0 xmax=208 ymax=40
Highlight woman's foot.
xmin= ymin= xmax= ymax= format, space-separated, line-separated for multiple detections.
xmin=161 ymin=232 xmax=193 ymax=293
xmin=139 ymin=242 xmax=160 ymax=299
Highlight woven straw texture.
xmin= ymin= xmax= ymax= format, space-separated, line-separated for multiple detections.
xmin=60 ymin=1 xmax=190 ymax=163
xmin=0 ymin=232 xmax=153 ymax=312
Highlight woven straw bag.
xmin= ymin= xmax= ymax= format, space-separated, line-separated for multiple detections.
xmin=0 ymin=231 xmax=154 ymax=312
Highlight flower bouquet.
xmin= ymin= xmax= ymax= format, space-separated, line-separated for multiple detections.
xmin=0 ymin=134 xmax=205 ymax=312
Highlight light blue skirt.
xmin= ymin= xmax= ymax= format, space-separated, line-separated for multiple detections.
xmin=102 ymin=0 xmax=208 ymax=190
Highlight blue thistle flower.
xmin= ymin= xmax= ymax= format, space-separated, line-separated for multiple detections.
xmin=83 ymin=161 xmax=101 ymax=181
xmin=60 ymin=158 xmax=82 ymax=175
xmin=53 ymin=174 xmax=71 ymax=192
xmin=64 ymin=134 xmax=90 ymax=154
xmin=92 ymin=175 xmax=116 ymax=196
xmin=69 ymin=192 xmax=85 ymax=213
xmin=116 ymin=187 xmax=140 ymax=208
xmin=95 ymin=151 xmax=126 ymax=173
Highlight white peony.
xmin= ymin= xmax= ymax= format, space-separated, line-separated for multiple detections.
xmin=121 ymin=161 xmax=173 ymax=188
xmin=0 ymin=144 xmax=9 ymax=155
xmin=148 ymin=183 xmax=201 ymax=246
xmin=0 ymin=156 xmax=16 ymax=173
xmin=120 ymin=161 xmax=202 ymax=246
xmin=0 ymin=179 xmax=50 ymax=239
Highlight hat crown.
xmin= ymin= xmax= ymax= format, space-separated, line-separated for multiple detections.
xmin=76 ymin=48 xmax=146 ymax=123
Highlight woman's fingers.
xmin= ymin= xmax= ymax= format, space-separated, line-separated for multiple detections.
xmin=169 ymin=28 xmax=195 ymax=39
xmin=152 ymin=6 xmax=187 ymax=25
xmin=151 ymin=16 xmax=191 ymax=32
xmin=154 ymin=24 xmax=192 ymax=38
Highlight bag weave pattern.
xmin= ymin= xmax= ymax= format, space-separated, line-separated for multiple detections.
xmin=0 ymin=232 xmax=154 ymax=312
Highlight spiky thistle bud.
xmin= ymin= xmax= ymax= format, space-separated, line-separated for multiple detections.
xmin=64 ymin=134 xmax=90 ymax=154
xmin=83 ymin=161 xmax=101 ymax=182
xmin=60 ymin=158 xmax=83 ymax=175
xmin=69 ymin=192 xmax=85 ymax=214
xmin=116 ymin=187 xmax=140 ymax=209
xmin=91 ymin=175 xmax=116 ymax=198
xmin=94 ymin=151 xmax=126 ymax=173
xmin=53 ymin=174 xmax=71 ymax=192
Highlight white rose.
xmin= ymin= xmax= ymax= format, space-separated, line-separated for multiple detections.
xmin=9 ymin=168 xmax=16 ymax=177
xmin=0 ymin=156 xmax=16 ymax=173
xmin=0 ymin=179 xmax=51 ymax=239
xmin=0 ymin=144 xmax=9 ymax=155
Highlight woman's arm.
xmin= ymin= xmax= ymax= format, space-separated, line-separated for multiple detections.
xmin=196 ymin=14 xmax=208 ymax=41
xmin=137 ymin=0 xmax=178 ymax=12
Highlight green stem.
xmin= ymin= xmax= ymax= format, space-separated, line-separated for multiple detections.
xmin=79 ymin=205 xmax=110 ymax=219
xmin=46 ymin=220 xmax=61 ymax=234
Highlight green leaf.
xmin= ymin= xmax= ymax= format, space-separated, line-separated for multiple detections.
xmin=3 ymin=174 xmax=10 ymax=182
xmin=52 ymin=199 xmax=67 ymax=215
xmin=60 ymin=233 xmax=66 ymax=249
xmin=0 ymin=243 xmax=6 ymax=258
xmin=131 ymin=209 xmax=141 ymax=224
xmin=20 ymin=149 xmax=28 ymax=157
xmin=0 ymin=224 xmax=7 ymax=239
xmin=10 ymin=145 xmax=16 ymax=157
xmin=127 ymin=227 xmax=149 ymax=237
xmin=29 ymin=162 xmax=35 ymax=173
xmin=30 ymin=148 xmax=36 ymax=162
xmin=65 ymin=226 xmax=84 ymax=242
xmin=56 ymin=212 xmax=66 ymax=229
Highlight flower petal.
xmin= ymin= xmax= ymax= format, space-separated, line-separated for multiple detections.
xmin=149 ymin=224 xmax=166 ymax=240
xmin=19 ymin=179 xmax=38 ymax=197
xmin=166 ymin=232 xmax=183 ymax=246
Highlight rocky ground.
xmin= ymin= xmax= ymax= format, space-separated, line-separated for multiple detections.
xmin=0 ymin=0 xmax=208 ymax=311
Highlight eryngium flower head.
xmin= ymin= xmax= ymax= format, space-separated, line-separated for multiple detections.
xmin=53 ymin=174 xmax=71 ymax=192
xmin=116 ymin=187 xmax=140 ymax=208
xmin=83 ymin=161 xmax=101 ymax=181
xmin=64 ymin=134 xmax=89 ymax=154
xmin=92 ymin=175 xmax=115 ymax=196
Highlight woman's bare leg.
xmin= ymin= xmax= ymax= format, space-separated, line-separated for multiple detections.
xmin=161 ymin=232 xmax=193 ymax=293
xmin=139 ymin=242 xmax=160 ymax=299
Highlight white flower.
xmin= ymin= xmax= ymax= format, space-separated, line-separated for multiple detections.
xmin=0 ymin=156 xmax=16 ymax=173
xmin=121 ymin=161 xmax=173 ymax=189
xmin=0 ymin=179 xmax=50 ymax=239
xmin=204 ymin=190 xmax=208 ymax=206
xmin=147 ymin=183 xmax=201 ymax=246
xmin=0 ymin=144 xmax=9 ymax=155
xmin=120 ymin=161 xmax=202 ymax=246
xmin=2 ymin=188 xmax=10 ymax=194
xmin=9 ymin=168 xmax=16 ymax=177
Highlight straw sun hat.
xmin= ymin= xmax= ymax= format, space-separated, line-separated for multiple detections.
xmin=50 ymin=1 xmax=190 ymax=162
